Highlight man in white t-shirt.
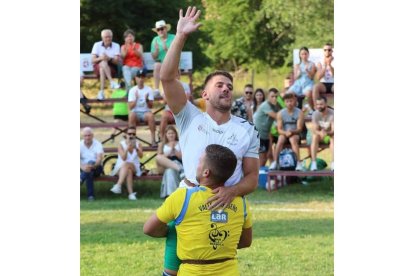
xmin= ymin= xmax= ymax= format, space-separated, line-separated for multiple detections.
xmin=312 ymin=43 xmax=334 ymax=108
xmin=158 ymin=7 xmax=259 ymax=275
xmin=80 ymin=127 xmax=104 ymax=201
xmin=91 ymin=29 xmax=121 ymax=100
xmin=128 ymin=69 xmax=157 ymax=147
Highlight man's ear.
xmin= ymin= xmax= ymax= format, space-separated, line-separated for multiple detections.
xmin=202 ymin=168 xmax=210 ymax=178
xmin=202 ymin=90 xmax=209 ymax=100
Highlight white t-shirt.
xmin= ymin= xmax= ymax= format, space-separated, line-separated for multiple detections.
xmin=128 ymin=85 xmax=154 ymax=113
xmin=80 ymin=139 xmax=104 ymax=165
xmin=319 ymin=60 xmax=334 ymax=83
xmin=91 ymin=41 xmax=121 ymax=59
xmin=174 ymin=102 xmax=259 ymax=186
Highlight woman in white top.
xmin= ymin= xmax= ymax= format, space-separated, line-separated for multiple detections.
xmin=110 ymin=127 xmax=143 ymax=200
xmin=156 ymin=125 xmax=183 ymax=198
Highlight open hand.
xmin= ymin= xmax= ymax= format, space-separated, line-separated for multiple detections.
xmin=207 ymin=186 xmax=237 ymax=210
xmin=177 ymin=6 xmax=202 ymax=36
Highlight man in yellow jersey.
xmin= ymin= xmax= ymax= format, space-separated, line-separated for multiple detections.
xmin=144 ymin=144 xmax=252 ymax=275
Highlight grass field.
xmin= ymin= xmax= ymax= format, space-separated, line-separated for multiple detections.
xmin=80 ymin=178 xmax=334 ymax=275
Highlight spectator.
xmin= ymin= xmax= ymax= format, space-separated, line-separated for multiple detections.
xmin=269 ymin=93 xmax=305 ymax=171
xmin=80 ymin=127 xmax=104 ymax=201
xmin=128 ymin=69 xmax=157 ymax=147
xmin=252 ymin=88 xmax=265 ymax=114
xmin=159 ymin=7 xmax=259 ymax=275
xmin=80 ymin=68 xmax=91 ymax=114
xmin=151 ymin=20 xmax=176 ymax=97
xmin=121 ymin=29 xmax=145 ymax=92
xmin=253 ymin=88 xmax=281 ymax=166
xmin=109 ymin=126 xmax=143 ymax=200
xmin=313 ymin=43 xmax=334 ymax=103
xmin=159 ymin=70 xmax=192 ymax=138
xmin=143 ymin=144 xmax=252 ymax=275
xmin=231 ymin=84 xmax=254 ymax=121
xmin=156 ymin=125 xmax=184 ymax=198
xmin=110 ymin=81 xmax=128 ymax=142
xmin=91 ymin=29 xmax=121 ymax=100
xmin=310 ymin=96 xmax=334 ymax=171
xmin=287 ymin=47 xmax=316 ymax=109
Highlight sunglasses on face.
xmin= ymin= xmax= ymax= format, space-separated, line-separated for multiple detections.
xmin=157 ymin=27 xmax=165 ymax=32
xmin=324 ymin=49 xmax=332 ymax=52
xmin=128 ymin=133 xmax=135 ymax=136
xmin=245 ymin=91 xmax=253 ymax=95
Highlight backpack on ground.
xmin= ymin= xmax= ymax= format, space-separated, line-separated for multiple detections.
xmin=278 ymin=148 xmax=297 ymax=170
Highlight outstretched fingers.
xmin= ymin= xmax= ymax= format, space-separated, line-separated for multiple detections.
xmin=179 ymin=9 xmax=183 ymax=18
xmin=185 ymin=6 xmax=192 ymax=17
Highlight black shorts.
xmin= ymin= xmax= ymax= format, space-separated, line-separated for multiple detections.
xmin=322 ymin=82 xmax=334 ymax=94
xmin=114 ymin=115 xmax=129 ymax=121
xmin=259 ymin=138 xmax=270 ymax=153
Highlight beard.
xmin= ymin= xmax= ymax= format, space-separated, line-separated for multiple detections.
xmin=209 ymin=97 xmax=232 ymax=113
xmin=318 ymin=107 xmax=326 ymax=112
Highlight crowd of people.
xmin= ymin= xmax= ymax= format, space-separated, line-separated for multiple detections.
xmin=80 ymin=6 xmax=334 ymax=275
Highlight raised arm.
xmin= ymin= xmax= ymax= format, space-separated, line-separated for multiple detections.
xmin=160 ymin=7 xmax=202 ymax=114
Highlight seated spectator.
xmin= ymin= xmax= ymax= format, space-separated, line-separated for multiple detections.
xmin=128 ymin=69 xmax=157 ymax=147
xmin=110 ymin=81 xmax=129 ymax=142
xmin=310 ymin=96 xmax=334 ymax=171
xmin=121 ymin=29 xmax=145 ymax=92
xmin=252 ymin=88 xmax=265 ymax=115
xmin=269 ymin=93 xmax=305 ymax=171
xmin=253 ymin=88 xmax=281 ymax=167
xmin=287 ymin=47 xmax=316 ymax=109
xmin=80 ymin=68 xmax=91 ymax=114
xmin=80 ymin=127 xmax=104 ymax=201
xmin=110 ymin=126 xmax=143 ymax=200
xmin=312 ymin=43 xmax=334 ymax=104
xmin=91 ymin=29 xmax=121 ymax=100
xmin=231 ymin=84 xmax=253 ymax=121
xmin=151 ymin=20 xmax=175 ymax=97
xmin=159 ymin=70 xmax=192 ymax=138
xmin=156 ymin=125 xmax=184 ymax=199
xmin=143 ymin=144 xmax=252 ymax=276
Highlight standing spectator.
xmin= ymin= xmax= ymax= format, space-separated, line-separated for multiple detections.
xmin=288 ymin=47 xmax=316 ymax=109
xmin=231 ymin=84 xmax=254 ymax=121
xmin=252 ymin=88 xmax=265 ymax=114
xmin=121 ymin=29 xmax=145 ymax=92
xmin=159 ymin=70 xmax=192 ymax=138
xmin=160 ymin=7 xmax=259 ymax=275
xmin=91 ymin=29 xmax=121 ymax=100
xmin=253 ymin=88 xmax=281 ymax=166
xmin=269 ymin=93 xmax=305 ymax=171
xmin=310 ymin=96 xmax=334 ymax=171
xmin=80 ymin=127 xmax=104 ymax=201
xmin=151 ymin=20 xmax=176 ymax=97
xmin=110 ymin=81 xmax=128 ymax=142
xmin=156 ymin=125 xmax=184 ymax=198
xmin=144 ymin=144 xmax=252 ymax=275
xmin=128 ymin=69 xmax=157 ymax=147
xmin=313 ymin=43 xmax=334 ymax=102
xmin=109 ymin=127 xmax=143 ymax=200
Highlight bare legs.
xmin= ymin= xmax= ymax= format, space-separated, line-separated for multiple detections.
xmin=116 ymin=162 xmax=136 ymax=194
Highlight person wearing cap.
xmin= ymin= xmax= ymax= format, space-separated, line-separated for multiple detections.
xmin=151 ymin=20 xmax=176 ymax=97
xmin=128 ymin=69 xmax=157 ymax=147
xmin=91 ymin=29 xmax=121 ymax=100
xmin=121 ymin=29 xmax=145 ymax=92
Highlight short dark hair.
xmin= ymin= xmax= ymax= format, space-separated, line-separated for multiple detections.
xmin=123 ymin=29 xmax=135 ymax=38
xmin=204 ymin=144 xmax=237 ymax=185
xmin=316 ymin=96 xmax=327 ymax=103
xmin=244 ymin=84 xmax=253 ymax=89
xmin=283 ymin=93 xmax=296 ymax=100
xmin=268 ymin=88 xmax=279 ymax=94
xmin=203 ymin=71 xmax=233 ymax=89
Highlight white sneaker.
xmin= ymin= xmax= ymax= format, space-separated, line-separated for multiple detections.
xmin=330 ymin=161 xmax=334 ymax=171
xmin=110 ymin=184 xmax=122 ymax=194
xmin=269 ymin=161 xmax=278 ymax=170
xmin=110 ymin=81 xmax=120 ymax=89
xmin=97 ymin=90 xmax=105 ymax=100
xmin=310 ymin=161 xmax=318 ymax=171
xmin=128 ymin=192 xmax=137 ymax=200
xmin=295 ymin=162 xmax=304 ymax=171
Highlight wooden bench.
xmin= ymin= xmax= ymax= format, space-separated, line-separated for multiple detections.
xmin=266 ymin=170 xmax=334 ymax=191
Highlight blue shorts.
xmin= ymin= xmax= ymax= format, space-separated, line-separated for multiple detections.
xmin=134 ymin=111 xmax=149 ymax=122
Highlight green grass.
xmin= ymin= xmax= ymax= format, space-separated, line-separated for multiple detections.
xmin=81 ymin=178 xmax=333 ymax=275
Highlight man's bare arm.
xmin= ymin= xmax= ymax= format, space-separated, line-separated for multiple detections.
xmin=143 ymin=214 xmax=168 ymax=237
xmin=237 ymin=227 xmax=252 ymax=249
xmin=160 ymin=7 xmax=201 ymax=114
